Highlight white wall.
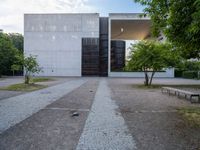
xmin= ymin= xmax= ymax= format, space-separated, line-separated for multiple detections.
xmin=109 ymin=68 xmax=174 ymax=78
xmin=24 ymin=13 xmax=99 ymax=76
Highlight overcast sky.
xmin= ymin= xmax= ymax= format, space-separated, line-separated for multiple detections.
xmin=0 ymin=0 xmax=144 ymax=34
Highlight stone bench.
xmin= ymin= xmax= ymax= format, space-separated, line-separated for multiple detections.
xmin=161 ymin=86 xmax=200 ymax=103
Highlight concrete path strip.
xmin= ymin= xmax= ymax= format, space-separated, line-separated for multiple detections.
xmin=0 ymin=79 xmax=86 ymax=133
xmin=76 ymin=79 xmax=136 ymax=150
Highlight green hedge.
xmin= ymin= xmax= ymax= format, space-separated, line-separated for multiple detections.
xmin=175 ymin=69 xmax=183 ymax=77
xmin=182 ymin=71 xmax=199 ymax=79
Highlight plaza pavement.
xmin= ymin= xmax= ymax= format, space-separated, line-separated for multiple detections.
xmin=0 ymin=77 xmax=200 ymax=150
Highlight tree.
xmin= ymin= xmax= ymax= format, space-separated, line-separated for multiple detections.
xmin=0 ymin=32 xmax=18 ymax=76
xmin=134 ymin=0 xmax=200 ymax=59
xmin=11 ymin=64 xmax=21 ymax=76
xmin=134 ymin=0 xmax=170 ymax=36
xmin=8 ymin=33 xmax=24 ymax=53
xmin=166 ymin=0 xmax=199 ymax=59
xmin=23 ymin=55 xmax=42 ymax=84
xmin=127 ymin=40 xmax=177 ymax=86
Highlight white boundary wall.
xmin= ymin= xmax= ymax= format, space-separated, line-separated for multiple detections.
xmin=109 ymin=68 xmax=174 ymax=78
xmin=24 ymin=13 xmax=99 ymax=76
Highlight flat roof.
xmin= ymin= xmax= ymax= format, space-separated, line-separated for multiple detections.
xmin=24 ymin=13 xmax=100 ymax=16
xmin=109 ymin=13 xmax=150 ymax=20
xmin=24 ymin=13 xmax=150 ymax=19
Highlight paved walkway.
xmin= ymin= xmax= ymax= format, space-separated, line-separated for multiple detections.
xmin=76 ymin=79 xmax=136 ymax=150
xmin=0 ymin=79 xmax=86 ymax=133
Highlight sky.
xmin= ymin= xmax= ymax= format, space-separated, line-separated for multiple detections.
xmin=0 ymin=0 xmax=144 ymax=34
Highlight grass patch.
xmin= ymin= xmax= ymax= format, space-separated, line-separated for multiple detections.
xmin=177 ymin=107 xmax=200 ymax=128
xmin=0 ymin=83 xmax=47 ymax=92
xmin=31 ymin=77 xmax=54 ymax=83
xmin=135 ymin=84 xmax=200 ymax=89
xmin=136 ymin=84 xmax=163 ymax=89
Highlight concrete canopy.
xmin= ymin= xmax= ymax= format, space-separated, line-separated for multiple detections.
xmin=111 ymin=19 xmax=151 ymax=40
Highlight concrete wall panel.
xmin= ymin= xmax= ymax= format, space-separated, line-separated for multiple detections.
xmin=24 ymin=13 xmax=99 ymax=76
xmin=25 ymin=32 xmax=82 ymax=51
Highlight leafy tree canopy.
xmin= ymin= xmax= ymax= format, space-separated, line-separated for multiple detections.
xmin=8 ymin=33 xmax=23 ymax=53
xmin=0 ymin=32 xmax=18 ymax=76
xmin=127 ymin=40 xmax=178 ymax=85
xmin=134 ymin=0 xmax=200 ymax=59
xmin=23 ymin=55 xmax=42 ymax=84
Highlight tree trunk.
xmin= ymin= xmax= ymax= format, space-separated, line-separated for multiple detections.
xmin=144 ymin=72 xmax=149 ymax=86
xmin=149 ymin=71 xmax=155 ymax=86
xmin=25 ymin=75 xmax=30 ymax=84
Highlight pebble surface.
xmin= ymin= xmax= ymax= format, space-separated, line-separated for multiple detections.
xmin=76 ymin=79 xmax=136 ymax=150
xmin=0 ymin=79 xmax=86 ymax=133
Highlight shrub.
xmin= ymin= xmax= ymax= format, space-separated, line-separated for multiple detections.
xmin=175 ymin=69 xmax=183 ymax=77
xmin=182 ymin=71 xmax=199 ymax=79
xmin=184 ymin=61 xmax=200 ymax=71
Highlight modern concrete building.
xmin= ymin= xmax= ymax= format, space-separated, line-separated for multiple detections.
xmin=24 ymin=13 xmax=174 ymax=77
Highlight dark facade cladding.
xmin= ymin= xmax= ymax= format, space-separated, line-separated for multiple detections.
xmin=82 ymin=18 xmax=126 ymax=75
xmin=82 ymin=38 xmax=99 ymax=76
xmin=99 ymin=17 xmax=109 ymax=76
xmin=81 ymin=17 xmax=109 ymax=76
xmin=111 ymin=40 xmax=126 ymax=71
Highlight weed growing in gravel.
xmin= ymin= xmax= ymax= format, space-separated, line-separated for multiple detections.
xmin=178 ymin=107 xmax=200 ymax=128
xmin=0 ymin=83 xmax=47 ymax=91
xmin=31 ymin=77 xmax=54 ymax=83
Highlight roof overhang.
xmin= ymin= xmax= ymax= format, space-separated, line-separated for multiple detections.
xmin=109 ymin=13 xmax=151 ymax=40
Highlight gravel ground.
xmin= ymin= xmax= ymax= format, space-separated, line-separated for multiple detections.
xmin=0 ymin=91 xmax=24 ymax=101
xmin=0 ymin=78 xmax=86 ymax=133
xmin=0 ymin=79 xmax=98 ymax=150
xmin=0 ymin=77 xmax=75 ymax=100
xmin=76 ymin=79 xmax=136 ymax=150
xmin=0 ymin=77 xmax=23 ymax=87
xmin=0 ymin=76 xmax=76 ymax=88
xmin=108 ymin=78 xmax=200 ymax=150
xmin=108 ymin=77 xmax=200 ymax=85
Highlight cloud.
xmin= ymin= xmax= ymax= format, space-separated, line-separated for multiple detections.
xmin=0 ymin=0 xmax=96 ymax=33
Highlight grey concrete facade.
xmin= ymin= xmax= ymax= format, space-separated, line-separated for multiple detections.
xmin=24 ymin=13 xmax=99 ymax=76
xmin=24 ymin=13 xmax=174 ymax=77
